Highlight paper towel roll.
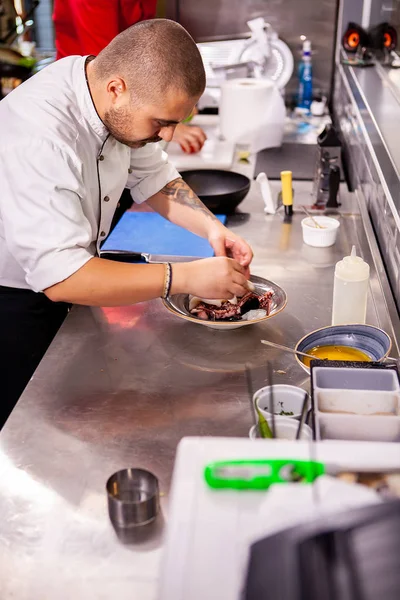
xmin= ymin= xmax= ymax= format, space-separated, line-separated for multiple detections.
xmin=219 ymin=78 xmax=285 ymax=152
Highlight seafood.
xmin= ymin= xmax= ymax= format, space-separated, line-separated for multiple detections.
xmin=189 ymin=291 xmax=273 ymax=321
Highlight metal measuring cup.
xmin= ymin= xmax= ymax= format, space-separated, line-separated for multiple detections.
xmin=106 ymin=468 xmax=160 ymax=529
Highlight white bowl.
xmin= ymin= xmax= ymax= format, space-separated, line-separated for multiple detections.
xmin=254 ymin=384 xmax=309 ymax=420
xmin=249 ymin=416 xmax=313 ymax=440
xmin=301 ymin=216 xmax=340 ymax=247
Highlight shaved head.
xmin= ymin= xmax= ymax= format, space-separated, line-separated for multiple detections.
xmin=92 ymin=19 xmax=206 ymax=103
xmin=87 ymin=20 xmax=205 ymax=149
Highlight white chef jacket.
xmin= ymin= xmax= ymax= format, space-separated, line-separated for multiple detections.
xmin=0 ymin=55 xmax=180 ymax=292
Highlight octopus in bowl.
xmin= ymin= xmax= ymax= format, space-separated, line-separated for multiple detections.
xmin=188 ymin=290 xmax=273 ymax=322
xmin=162 ymin=275 xmax=287 ymax=331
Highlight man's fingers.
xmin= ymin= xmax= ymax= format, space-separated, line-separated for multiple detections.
xmin=243 ymin=266 xmax=251 ymax=279
xmin=232 ymin=272 xmax=249 ymax=287
xmin=231 ymin=260 xmax=246 ymax=275
xmin=231 ymin=282 xmax=250 ymax=297
xmin=232 ymin=257 xmax=250 ymax=279
xmin=175 ymin=125 xmax=207 ymax=153
xmin=194 ymin=127 xmax=207 ymax=145
xmin=187 ymin=129 xmax=206 ymax=152
xmin=226 ymin=238 xmax=253 ymax=266
xmin=187 ymin=136 xmax=202 ymax=153
xmin=179 ymin=141 xmax=191 ymax=153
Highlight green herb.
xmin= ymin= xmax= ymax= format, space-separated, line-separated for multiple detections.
xmin=280 ymin=410 xmax=294 ymax=416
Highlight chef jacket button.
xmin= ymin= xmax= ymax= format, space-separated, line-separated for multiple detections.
xmin=99 ymin=155 xmax=105 ymax=161
xmin=104 ymin=195 xmax=110 ymax=202
xmin=100 ymin=231 xmax=106 ymax=237
xmin=128 ymin=167 xmax=133 ymax=174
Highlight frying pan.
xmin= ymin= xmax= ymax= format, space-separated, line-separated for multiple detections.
xmin=180 ymin=169 xmax=251 ymax=214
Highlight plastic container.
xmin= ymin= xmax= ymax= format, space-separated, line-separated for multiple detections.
xmin=312 ymin=366 xmax=400 ymax=416
xmin=301 ymin=216 xmax=340 ymax=247
xmin=332 ymin=246 xmax=370 ymax=325
xmin=316 ymin=413 xmax=400 ymax=442
xmin=311 ymin=364 xmax=400 ymax=442
xmin=297 ymin=39 xmax=313 ymax=111
xmin=254 ymin=384 xmax=309 ymax=420
xmin=249 ymin=418 xmax=313 ymax=440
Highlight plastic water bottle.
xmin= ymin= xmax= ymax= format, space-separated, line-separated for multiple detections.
xmin=332 ymin=246 xmax=370 ymax=325
xmin=297 ymin=40 xmax=313 ymax=111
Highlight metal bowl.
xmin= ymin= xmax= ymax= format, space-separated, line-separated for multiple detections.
xmin=162 ymin=275 xmax=287 ymax=331
xmin=295 ymin=324 xmax=392 ymax=374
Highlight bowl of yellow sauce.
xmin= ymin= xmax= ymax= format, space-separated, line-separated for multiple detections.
xmin=295 ymin=324 xmax=392 ymax=373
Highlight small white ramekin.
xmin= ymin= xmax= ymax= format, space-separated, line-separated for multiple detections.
xmin=249 ymin=419 xmax=313 ymax=440
xmin=301 ymin=216 xmax=340 ymax=248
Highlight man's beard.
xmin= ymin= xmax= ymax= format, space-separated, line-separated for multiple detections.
xmin=103 ymin=107 xmax=162 ymax=148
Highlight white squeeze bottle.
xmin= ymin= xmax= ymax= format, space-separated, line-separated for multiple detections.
xmin=332 ymin=246 xmax=370 ymax=325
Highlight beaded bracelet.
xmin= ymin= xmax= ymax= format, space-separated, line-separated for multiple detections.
xmin=162 ymin=262 xmax=172 ymax=299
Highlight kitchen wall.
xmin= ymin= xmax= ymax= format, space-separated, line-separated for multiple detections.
xmin=167 ymin=0 xmax=339 ymax=98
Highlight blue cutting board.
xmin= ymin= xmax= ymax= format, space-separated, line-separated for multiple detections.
xmin=102 ymin=212 xmax=227 ymax=258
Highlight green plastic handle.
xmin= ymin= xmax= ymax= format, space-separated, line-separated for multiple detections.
xmin=204 ymin=459 xmax=325 ymax=490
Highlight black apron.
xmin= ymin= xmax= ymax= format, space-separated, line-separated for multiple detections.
xmin=0 ymin=286 xmax=70 ymax=428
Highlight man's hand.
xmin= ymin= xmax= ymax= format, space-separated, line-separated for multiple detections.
xmin=172 ymin=257 xmax=250 ymax=299
xmin=208 ymin=229 xmax=253 ymax=279
xmin=172 ymin=123 xmax=207 ymax=153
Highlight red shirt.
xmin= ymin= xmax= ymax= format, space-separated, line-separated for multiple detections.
xmin=53 ymin=0 xmax=158 ymax=59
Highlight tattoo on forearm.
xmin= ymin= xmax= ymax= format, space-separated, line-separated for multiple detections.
xmin=161 ymin=178 xmax=219 ymax=222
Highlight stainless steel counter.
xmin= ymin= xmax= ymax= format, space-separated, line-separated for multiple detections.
xmin=1 ymin=181 xmax=399 ymax=599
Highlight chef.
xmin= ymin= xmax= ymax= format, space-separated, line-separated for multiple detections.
xmin=0 ymin=19 xmax=253 ymax=426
